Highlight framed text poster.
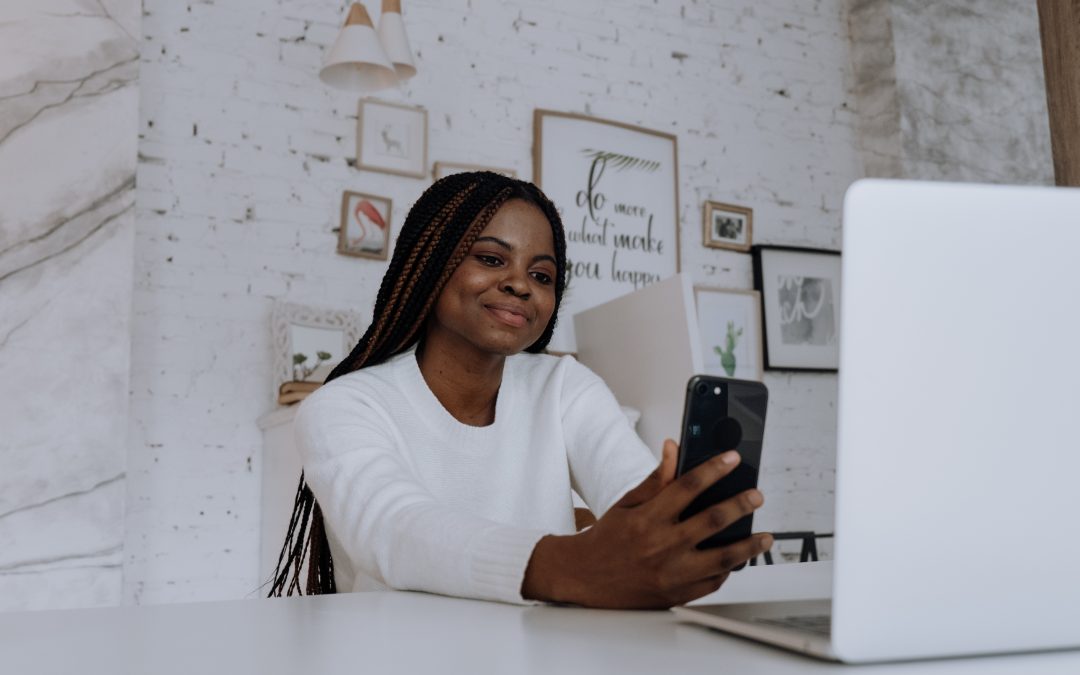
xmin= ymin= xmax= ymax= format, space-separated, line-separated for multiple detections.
xmin=533 ymin=109 xmax=680 ymax=353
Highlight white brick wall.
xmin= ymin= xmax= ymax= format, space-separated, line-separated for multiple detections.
xmin=128 ymin=0 xmax=862 ymax=603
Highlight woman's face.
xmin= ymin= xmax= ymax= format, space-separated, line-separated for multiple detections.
xmin=429 ymin=199 xmax=558 ymax=358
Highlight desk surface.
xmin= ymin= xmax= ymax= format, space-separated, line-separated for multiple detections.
xmin=2 ymin=563 xmax=1078 ymax=674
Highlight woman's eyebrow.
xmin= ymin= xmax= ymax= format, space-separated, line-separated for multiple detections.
xmin=474 ymin=236 xmax=556 ymax=265
xmin=475 ymin=235 xmax=512 ymax=250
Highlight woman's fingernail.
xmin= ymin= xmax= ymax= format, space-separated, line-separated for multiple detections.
xmin=747 ymin=490 xmax=763 ymax=506
xmin=760 ymin=534 xmax=774 ymax=549
xmin=721 ymin=451 xmax=739 ymax=464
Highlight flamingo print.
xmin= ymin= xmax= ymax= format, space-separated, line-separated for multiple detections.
xmin=350 ymin=199 xmax=387 ymax=253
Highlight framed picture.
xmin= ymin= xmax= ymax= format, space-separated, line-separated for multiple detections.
xmin=534 ymin=109 xmax=680 ymax=353
xmin=433 ymin=161 xmax=517 ymax=180
xmin=356 ymin=99 xmax=427 ymax=178
xmin=752 ymin=245 xmax=842 ymax=372
xmin=695 ymin=287 xmax=763 ymax=381
xmin=703 ymin=201 xmax=753 ymax=252
xmin=338 ymin=191 xmax=392 ymax=260
xmin=271 ymin=302 xmax=365 ymax=394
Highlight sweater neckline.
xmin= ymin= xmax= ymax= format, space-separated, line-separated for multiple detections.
xmin=398 ymin=346 xmax=514 ymax=437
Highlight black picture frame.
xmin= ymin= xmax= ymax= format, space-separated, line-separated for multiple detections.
xmin=752 ymin=244 xmax=842 ymax=373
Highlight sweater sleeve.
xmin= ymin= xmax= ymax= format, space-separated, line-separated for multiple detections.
xmin=294 ymin=383 xmax=548 ymax=605
xmin=560 ymin=359 xmax=658 ymax=517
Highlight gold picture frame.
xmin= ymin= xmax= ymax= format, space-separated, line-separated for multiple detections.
xmin=338 ymin=190 xmax=393 ymax=261
xmin=694 ymin=286 xmax=764 ymax=381
xmin=703 ymin=201 xmax=753 ymax=252
xmin=356 ymin=99 xmax=428 ymax=179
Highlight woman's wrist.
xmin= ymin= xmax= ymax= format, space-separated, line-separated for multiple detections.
xmin=521 ymin=533 xmax=585 ymax=604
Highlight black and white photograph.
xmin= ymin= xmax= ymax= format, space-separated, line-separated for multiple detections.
xmin=703 ymin=201 xmax=753 ymax=251
xmin=356 ymin=99 xmax=428 ymax=178
xmin=777 ymin=275 xmax=836 ymax=347
xmin=753 ymin=245 xmax=841 ymax=371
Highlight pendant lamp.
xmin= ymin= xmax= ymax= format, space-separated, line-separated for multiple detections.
xmin=319 ymin=3 xmax=399 ymax=92
xmin=377 ymin=0 xmax=417 ymax=82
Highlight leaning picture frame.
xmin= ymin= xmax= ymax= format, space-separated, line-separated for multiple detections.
xmin=433 ymin=161 xmax=517 ymax=180
xmin=694 ymin=287 xmax=764 ymax=381
xmin=338 ymin=190 xmax=392 ymax=261
xmin=703 ymin=201 xmax=753 ymax=252
xmin=752 ymin=245 xmax=842 ymax=372
xmin=270 ymin=302 xmax=366 ymax=396
xmin=356 ymin=99 xmax=428 ymax=178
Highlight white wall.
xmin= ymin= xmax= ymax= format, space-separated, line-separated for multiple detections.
xmin=1 ymin=0 xmax=1050 ymax=610
xmin=128 ymin=0 xmax=863 ymax=604
xmin=0 ymin=0 xmax=139 ymax=612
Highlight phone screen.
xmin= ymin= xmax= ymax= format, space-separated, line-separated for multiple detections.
xmin=676 ymin=376 xmax=768 ymax=551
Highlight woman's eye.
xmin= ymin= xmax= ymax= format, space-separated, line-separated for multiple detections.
xmin=531 ymin=271 xmax=554 ymax=285
xmin=475 ymin=255 xmax=502 ymax=266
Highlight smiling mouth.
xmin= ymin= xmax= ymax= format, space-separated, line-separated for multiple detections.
xmin=485 ymin=305 xmax=528 ymax=328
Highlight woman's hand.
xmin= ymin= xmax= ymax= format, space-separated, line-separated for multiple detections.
xmin=522 ymin=440 xmax=772 ymax=609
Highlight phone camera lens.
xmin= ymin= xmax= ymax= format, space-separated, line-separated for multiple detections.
xmin=695 ymin=382 xmax=709 ymax=395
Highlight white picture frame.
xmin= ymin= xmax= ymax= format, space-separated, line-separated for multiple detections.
xmin=271 ymin=302 xmax=366 ymax=392
xmin=534 ymin=109 xmax=680 ymax=354
xmin=752 ymin=246 xmax=842 ymax=372
xmin=357 ymin=99 xmax=428 ymax=178
xmin=695 ymin=287 xmax=764 ymax=381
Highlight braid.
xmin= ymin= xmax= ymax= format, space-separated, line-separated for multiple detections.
xmin=268 ymin=172 xmax=568 ymax=597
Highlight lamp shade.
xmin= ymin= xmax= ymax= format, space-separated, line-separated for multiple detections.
xmin=319 ymin=3 xmax=398 ymax=92
xmin=377 ymin=0 xmax=416 ymax=81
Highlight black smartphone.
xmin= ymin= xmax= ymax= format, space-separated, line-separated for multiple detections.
xmin=676 ymin=375 xmax=768 ymax=556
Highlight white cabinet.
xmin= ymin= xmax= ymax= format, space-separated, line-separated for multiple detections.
xmin=256 ymin=406 xmax=301 ymax=585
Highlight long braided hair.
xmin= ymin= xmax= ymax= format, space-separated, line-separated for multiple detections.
xmin=268 ymin=171 xmax=568 ymax=596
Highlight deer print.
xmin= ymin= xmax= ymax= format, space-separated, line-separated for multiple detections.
xmin=381 ymin=125 xmax=404 ymax=156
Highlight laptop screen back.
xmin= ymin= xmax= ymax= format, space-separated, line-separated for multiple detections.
xmin=832 ymin=180 xmax=1080 ymax=662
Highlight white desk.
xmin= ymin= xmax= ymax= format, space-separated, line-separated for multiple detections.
xmin=2 ymin=563 xmax=1077 ymax=674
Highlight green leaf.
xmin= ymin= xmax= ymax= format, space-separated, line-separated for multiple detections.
xmin=580 ymin=149 xmax=661 ymax=173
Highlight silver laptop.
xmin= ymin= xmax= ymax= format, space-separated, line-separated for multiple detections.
xmin=673 ymin=179 xmax=1080 ymax=663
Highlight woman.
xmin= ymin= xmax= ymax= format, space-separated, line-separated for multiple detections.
xmin=270 ymin=172 xmax=771 ymax=608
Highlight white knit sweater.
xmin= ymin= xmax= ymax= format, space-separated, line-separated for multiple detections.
xmin=294 ymin=346 xmax=656 ymax=604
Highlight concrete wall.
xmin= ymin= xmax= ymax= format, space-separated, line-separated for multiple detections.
xmin=849 ymin=0 xmax=1053 ymax=183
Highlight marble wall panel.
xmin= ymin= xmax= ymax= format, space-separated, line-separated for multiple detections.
xmin=0 ymin=0 xmax=139 ymax=611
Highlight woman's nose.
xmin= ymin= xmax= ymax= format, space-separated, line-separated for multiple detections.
xmin=500 ymin=269 xmax=530 ymax=298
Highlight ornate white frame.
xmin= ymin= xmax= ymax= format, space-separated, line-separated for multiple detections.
xmin=271 ymin=302 xmax=366 ymax=392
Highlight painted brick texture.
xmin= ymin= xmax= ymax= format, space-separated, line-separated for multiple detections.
xmin=128 ymin=0 xmax=861 ymax=604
